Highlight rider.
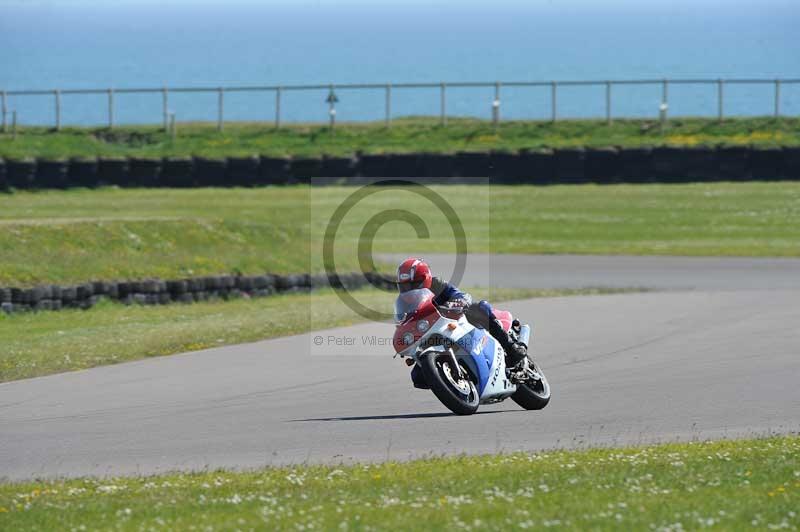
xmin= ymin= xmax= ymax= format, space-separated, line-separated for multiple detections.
xmin=396 ymin=257 xmax=528 ymax=369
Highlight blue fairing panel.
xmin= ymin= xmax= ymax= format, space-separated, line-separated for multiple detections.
xmin=456 ymin=328 xmax=494 ymax=394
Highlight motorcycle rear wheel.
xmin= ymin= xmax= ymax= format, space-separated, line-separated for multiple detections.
xmin=510 ymin=360 xmax=551 ymax=410
xmin=420 ymin=353 xmax=479 ymax=415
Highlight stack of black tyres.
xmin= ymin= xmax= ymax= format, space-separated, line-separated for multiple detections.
xmin=259 ymin=155 xmax=291 ymax=185
xmin=37 ymin=159 xmax=70 ymax=189
xmin=6 ymin=158 xmax=36 ymax=189
xmin=226 ymin=155 xmax=260 ymax=186
xmin=69 ymin=157 xmax=99 ymax=187
xmin=0 ymin=158 xmax=7 ymax=191
xmin=162 ymin=157 xmax=195 ymax=187
xmin=194 ymin=157 xmax=227 ymax=186
xmin=129 ymin=157 xmax=161 ymax=187
xmin=97 ymin=157 xmax=129 ymax=186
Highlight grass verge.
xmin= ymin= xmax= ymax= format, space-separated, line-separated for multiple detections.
xmin=1 ymin=183 xmax=799 ymax=287
xmin=1 ymin=436 xmax=797 ymax=530
xmin=0 ymin=287 xmax=633 ymax=383
xmin=0 ymin=116 xmax=798 ymax=159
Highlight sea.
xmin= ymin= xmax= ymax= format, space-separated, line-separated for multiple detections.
xmin=1 ymin=0 xmax=798 ymax=126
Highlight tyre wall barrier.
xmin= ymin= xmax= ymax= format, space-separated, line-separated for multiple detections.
xmin=69 ymin=157 xmax=99 ymax=188
xmin=97 ymin=157 xmax=129 ymax=186
xmin=259 ymin=156 xmax=290 ymax=185
xmin=617 ymin=147 xmax=653 ymax=182
xmin=389 ymin=153 xmax=425 ymax=178
xmin=718 ymin=147 xmax=751 ymax=181
xmin=129 ymin=157 xmax=161 ymax=188
xmin=194 ymin=157 xmax=227 ymax=186
xmin=0 ymin=158 xmax=7 ymax=191
xmin=781 ymin=147 xmax=800 ymax=179
xmin=6 ymin=158 xmax=37 ymax=189
xmin=488 ymin=151 xmax=519 ymax=183
xmin=554 ymin=148 xmax=587 ymax=183
xmin=357 ymin=153 xmax=391 ymax=177
xmin=585 ymin=147 xmax=619 ymax=183
xmin=418 ymin=153 xmax=454 ymax=178
xmin=683 ymin=147 xmax=718 ymax=181
xmin=36 ymin=159 xmax=70 ymax=189
xmin=652 ymin=147 xmax=690 ymax=182
xmin=749 ymin=147 xmax=783 ymax=179
xmin=226 ymin=155 xmax=261 ymax=186
xmin=0 ymin=271 xmax=396 ymax=315
xmin=162 ymin=157 xmax=195 ymax=187
xmin=320 ymin=155 xmax=356 ymax=178
xmin=0 ymin=147 xmax=797 ymax=190
xmin=454 ymin=151 xmax=491 ymax=178
xmin=288 ymin=157 xmax=321 ymax=183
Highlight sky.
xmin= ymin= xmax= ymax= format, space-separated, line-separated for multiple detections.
xmin=0 ymin=0 xmax=796 ymax=6
xmin=1 ymin=0 xmax=796 ymax=123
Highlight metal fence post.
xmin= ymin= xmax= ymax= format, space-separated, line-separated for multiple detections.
xmin=54 ymin=89 xmax=61 ymax=131
xmin=169 ymin=112 xmax=176 ymax=140
xmin=107 ymin=88 xmax=114 ymax=129
xmin=162 ymin=87 xmax=169 ymax=131
xmin=217 ymin=87 xmax=224 ymax=132
xmin=326 ymin=85 xmax=338 ymax=134
xmin=717 ymin=79 xmax=724 ymax=122
xmin=1 ymin=90 xmax=6 ymax=133
xmin=774 ymin=79 xmax=781 ymax=118
xmin=492 ymin=81 xmax=501 ymax=128
xmin=662 ymin=79 xmax=669 ymax=119
xmin=551 ymin=81 xmax=557 ymax=122
xmin=385 ymin=84 xmax=392 ymax=128
xmin=605 ymin=81 xmax=612 ymax=125
xmin=275 ymin=87 xmax=282 ymax=129
xmin=12 ymin=110 xmax=17 ymax=140
xmin=440 ymin=82 xmax=447 ymax=127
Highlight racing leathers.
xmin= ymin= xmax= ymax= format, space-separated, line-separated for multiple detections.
xmin=410 ymin=276 xmax=528 ymax=389
xmin=429 ymin=276 xmax=527 ymax=366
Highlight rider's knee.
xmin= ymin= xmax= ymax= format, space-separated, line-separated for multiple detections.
xmin=410 ymin=364 xmax=430 ymax=389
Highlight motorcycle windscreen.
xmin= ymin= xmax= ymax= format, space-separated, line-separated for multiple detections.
xmin=393 ymin=288 xmax=434 ymax=323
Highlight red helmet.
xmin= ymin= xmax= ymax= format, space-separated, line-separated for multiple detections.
xmin=396 ymin=257 xmax=432 ymax=293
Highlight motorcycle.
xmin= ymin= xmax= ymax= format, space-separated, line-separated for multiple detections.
xmin=393 ymin=288 xmax=551 ymax=415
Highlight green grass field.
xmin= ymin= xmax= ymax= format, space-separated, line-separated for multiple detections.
xmin=0 ymin=286 xmax=629 ymax=383
xmin=1 ymin=116 xmax=798 ymax=159
xmin=1 ymin=436 xmax=797 ymax=530
xmin=1 ymin=183 xmax=799 ymax=287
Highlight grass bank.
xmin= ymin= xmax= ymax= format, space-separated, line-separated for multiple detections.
xmin=0 ymin=287 xmax=631 ymax=382
xmin=0 ymin=116 xmax=798 ymax=159
xmin=1 ymin=436 xmax=797 ymax=530
xmin=1 ymin=183 xmax=799 ymax=287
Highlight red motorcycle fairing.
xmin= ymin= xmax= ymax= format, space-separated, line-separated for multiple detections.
xmin=493 ymin=309 xmax=514 ymax=332
xmin=392 ymin=291 xmax=439 ymax=354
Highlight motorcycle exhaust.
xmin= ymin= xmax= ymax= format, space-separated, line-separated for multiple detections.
xmin=518 ymin=324 xmax=531 ymax=348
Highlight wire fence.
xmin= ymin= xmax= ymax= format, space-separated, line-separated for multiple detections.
xmin=2 ymin=77 xmax=799 ymax=132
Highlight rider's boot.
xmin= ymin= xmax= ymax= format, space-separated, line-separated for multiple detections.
xmin=488 ymin=318 xmax=528 ymax=370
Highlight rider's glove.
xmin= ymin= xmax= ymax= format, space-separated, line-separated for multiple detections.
xmin=438 ymin=298 xmax=469 ymax=315
xmin=450 ymin=298 xmax=469 ymax=309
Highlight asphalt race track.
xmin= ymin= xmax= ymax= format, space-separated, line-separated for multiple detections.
xmin=1 ymin=255 xmax=799 ymax=480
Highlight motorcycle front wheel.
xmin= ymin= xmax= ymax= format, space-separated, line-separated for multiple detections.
xmin=420 ymin=353 xmax=479 ymax=415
